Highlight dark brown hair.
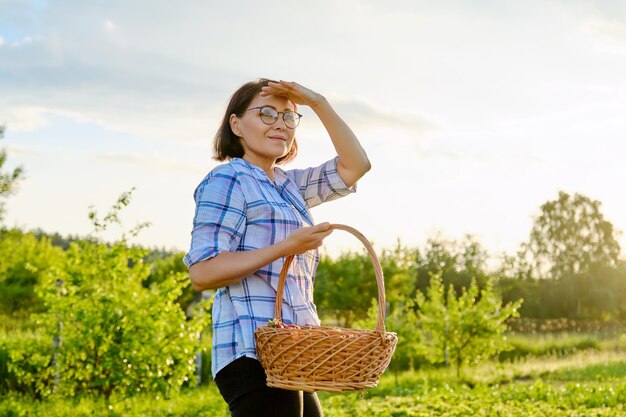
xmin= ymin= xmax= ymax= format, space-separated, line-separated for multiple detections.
xmin=213 ymin=78 xmax=298 ymax=164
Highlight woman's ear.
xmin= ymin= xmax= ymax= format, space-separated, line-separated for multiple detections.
xmin=229 ymin=114 xmax=241 ymax=137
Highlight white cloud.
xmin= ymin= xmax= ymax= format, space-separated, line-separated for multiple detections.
xmin=0 ymin=28 xmax=437 ymax=146
xmin=584 ymin=18 xmax=626 ymax=42
xmin=5 ymin=145 xmax=41 ymax=157
xmin=328 ymin=95 xmax=438 ymax=133
xmin=0 ymin=36 xmax=4 ymax=47
xmin=2 ymin=106 xmax=50 ymax=132
xmin=91 ymin=151 xmax=207 ymax=174
xmin=0 ymin=1 xmax=444 ymax=145
xmin=582 ymin=18 xmax=626 ymax=54
xmin=9 ymin=36 xmax=39 ymax=48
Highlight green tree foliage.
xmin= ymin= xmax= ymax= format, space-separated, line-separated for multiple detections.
xmin=353 ymin=296 xmax=423 ymax=381
xmin=144 ymin=250 xmax=197 ymax=313
xmin=0 ymin=126 xmax=24 ymax=222
xmin=316 ymin=241 xmax=418 ymax=328
xmin=315 ymin=250 xmax=378 ymax=327
xmin=528 ymin=191 xmax=621 ymax=279
xmin=415 ymin=234 xmax=489 ymax=296
xmin=379 ymin=241 xmax=417 ymax=312
xmin=496 ymin=247 xmax=533 ymax=281
xmin=0 ymin=228 xmax=65 ymax=314
xmin=315 ymin=235 xmax=492 ymax=329
xmin=29 ymin=228 xmax=97 ymax=251
xmin=497 ymin=262 xmax=626 ymax=320
xmin=9 ymin=190 xmax=211 ymax=399
xmin=496 ymin=191 xmax=624 ymax=319
xmin=416 ymin=274 xmax=522 ymax=378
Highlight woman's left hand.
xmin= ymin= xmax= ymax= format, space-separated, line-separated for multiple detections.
xmin=260 ymin=81 xmax=325 ymax=108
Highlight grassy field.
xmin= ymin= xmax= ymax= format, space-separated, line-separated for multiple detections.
xmin=2 ymin=347 xmax=625 ymax=416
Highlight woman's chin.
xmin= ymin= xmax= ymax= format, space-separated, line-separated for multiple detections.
xmin=269 ymin=146 xmax=289 ymax=158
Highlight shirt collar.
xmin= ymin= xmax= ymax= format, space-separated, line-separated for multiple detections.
xmin=232 ymin=157 xmax=289 ymax=188
xmin=232 ymin=157 xmax=313 ymax=226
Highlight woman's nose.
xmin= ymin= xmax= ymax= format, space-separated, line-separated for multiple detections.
xmin=274 ymin=117 xmax=287 ymax=129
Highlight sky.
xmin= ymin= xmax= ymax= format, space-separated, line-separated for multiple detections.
xmin=1 ymin=0 xmax=625 ymax=263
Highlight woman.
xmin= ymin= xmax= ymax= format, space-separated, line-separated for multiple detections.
xmin=183 ymin=79 xmax=370 ymax=417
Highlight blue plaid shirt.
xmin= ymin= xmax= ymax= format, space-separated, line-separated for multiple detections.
xmin=182 ymin=156 xmax=355 ymax=378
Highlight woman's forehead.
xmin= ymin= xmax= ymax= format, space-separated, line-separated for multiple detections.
xmin=250 ymin=94 xmax=295 ymax=111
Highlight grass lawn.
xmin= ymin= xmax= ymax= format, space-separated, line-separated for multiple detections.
xmin=2 ymin=349 xmax=626 ymax=416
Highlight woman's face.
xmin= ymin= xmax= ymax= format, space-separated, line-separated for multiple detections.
xmin=230 ymin=93 xmax=296 ymax=167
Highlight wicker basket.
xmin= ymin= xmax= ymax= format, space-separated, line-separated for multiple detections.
xmin=254 ymin=224 xmax=398 ymax=392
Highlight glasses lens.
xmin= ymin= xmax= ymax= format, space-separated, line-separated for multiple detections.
xmin=283 ymin=111 xmax=300 ymax=128
xmin=259 ymin=107 xmax=278 ymax=125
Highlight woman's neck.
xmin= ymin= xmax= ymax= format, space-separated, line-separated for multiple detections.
xmin=242 ymin=155 xmax=276 ymax=181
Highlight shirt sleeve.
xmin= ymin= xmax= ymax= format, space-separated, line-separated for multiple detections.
xmin=182 ymin=167 xmax=246 ymax=269
xmin=285 ymin=156 xmax=356 ymax=209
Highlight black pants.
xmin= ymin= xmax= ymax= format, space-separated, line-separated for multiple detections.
xmin=214 ymin=356 xmax=323 ymax=417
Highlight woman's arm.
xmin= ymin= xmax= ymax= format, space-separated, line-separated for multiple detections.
xmin=189 ymin=222 xmax=333 ymax=291
xmin=261 ymin=81 xmax=371 ymax=188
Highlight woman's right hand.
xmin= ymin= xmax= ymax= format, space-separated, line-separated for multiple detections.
xmin=280 ymin=223 xmax=333 ymax=256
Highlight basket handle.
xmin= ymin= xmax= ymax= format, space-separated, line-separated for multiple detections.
xmin=274 ymin=224 xmax=387 ymax=333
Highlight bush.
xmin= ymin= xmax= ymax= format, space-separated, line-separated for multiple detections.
xmin=416 ymin=274 xmax=522 ymax=377
xmin=0 ymin=228 xmax=65 ymax=314
xmin=8 ymin=191 xmax=211 ymax=399
xmin=144 ymin=250 xmax=197 ymax=313
xmin=0 ymin=331 xmax=54 ymax=396
xmin=353 ymin=298 xmax=426 ymax=377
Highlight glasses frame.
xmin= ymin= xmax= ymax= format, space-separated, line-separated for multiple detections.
xmin=246 ymin=106 xmax=303 ymax=129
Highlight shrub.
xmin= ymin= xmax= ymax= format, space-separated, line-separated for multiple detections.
xmin=0 ymin=331 xmax=54 ymax=396
xmin=8 ymin=191 xmax=211 ymax=399
xmin=416 ymin=273 xmax=522 ymax=377
xmin=0 ymin=228 xmax=65 ymax=314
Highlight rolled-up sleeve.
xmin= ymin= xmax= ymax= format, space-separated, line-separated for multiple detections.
xmin=182 ymin=167 xmax=246 ymax=268
xmin=286 ymin=156 xmax=356 ymax=209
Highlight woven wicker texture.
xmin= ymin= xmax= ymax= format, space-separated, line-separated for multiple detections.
xmin=254 ymin=224 xmax=398 ymax=392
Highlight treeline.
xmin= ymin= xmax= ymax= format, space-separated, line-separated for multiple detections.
xmin=318 ymin=190 xmax=625 ymax=324
xmin=2 ymin=190 xmax=624 ymax=324
xmin=0 ymin=227 xmax=193 ymax=317
xmin=316 ymin=237 xmax=626 ymax=326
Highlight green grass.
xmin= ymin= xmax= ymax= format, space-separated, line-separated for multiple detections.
xmin=319 ymin=381 xmax=626 ymax=416
xmin=499 ymin=332 xmax=601 ymax=361
xmin=548 ymin=361 xmax=626 ymax=382
xmin=0 ymin=386 xmax=229 ymax=417
xmin=3 ymin=349 xmax=626 ymax=417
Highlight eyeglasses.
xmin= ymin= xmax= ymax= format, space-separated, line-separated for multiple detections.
xmin=246 ymin=106 xmax=302 ymax=129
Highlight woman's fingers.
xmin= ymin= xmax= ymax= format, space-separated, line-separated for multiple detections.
xmin=314 ymin=222 xmax=331 ymax=232
xmin=284 ymin=224 xmax=333 ymax=254
xmin=301 ymin=225 xmax=332 ymax=246
xmin=260 ymin=81 xmax=319 ymax=106
xmin=261 ymin=81 xmax=298 ymax=99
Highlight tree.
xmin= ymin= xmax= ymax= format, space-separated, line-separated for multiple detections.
xmin=315 ymin=250 xmax=378 ymax=327
xmin=353 ymin=296 xmax=423 ymax=382
xmin=416 ymin=273 xmax=522 ymax=378
xmin=9 ymin=190 xmax=211 ymax=398
xmin=145 ymin=250 xmax=197 ymax=313
xmin=415 ymin=234 xmax=490 ymax=296
xmin=379 ymin=241 xmax=418 ymax=312
xmin=0 ymin=126 xmax=24 ymax=222
xmin=528 ymin=191 xmax=621 ymax=279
